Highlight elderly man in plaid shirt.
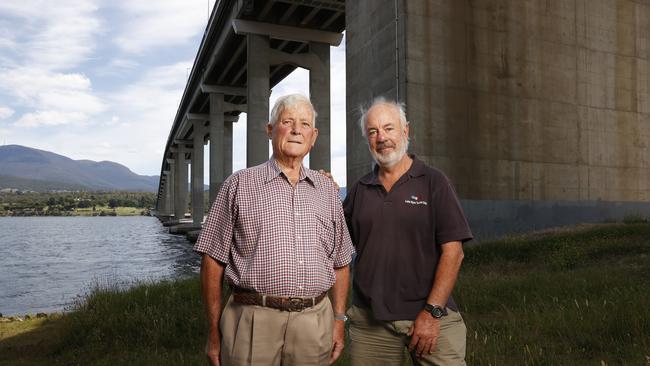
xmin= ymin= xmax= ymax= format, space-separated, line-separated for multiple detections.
xmin=194 ymin=93 xmax=354 ymax=366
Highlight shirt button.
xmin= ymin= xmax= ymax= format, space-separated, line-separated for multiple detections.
xmin=298 ymin=286 xmax=303 ymax=290
xmin=298 ymin=260 xmax=304 ymax=264
xmin=296 ymin=236 xmax=301 ymax=240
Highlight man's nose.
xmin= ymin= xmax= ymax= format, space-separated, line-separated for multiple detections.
xmin=376 ymin=130 xmax=386 ymax=141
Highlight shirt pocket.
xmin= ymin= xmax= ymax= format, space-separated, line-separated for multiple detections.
xmin=315 ymin=213 xmax=336 ymax=259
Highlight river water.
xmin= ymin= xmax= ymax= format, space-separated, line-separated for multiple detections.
xmin=0 ymin=216 xmax=200 ymax=317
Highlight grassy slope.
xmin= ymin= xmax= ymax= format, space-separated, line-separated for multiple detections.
xmin=1 ymin=223 xmax=648 ymax=365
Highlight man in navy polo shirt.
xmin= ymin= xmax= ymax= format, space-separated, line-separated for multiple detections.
xmin=343 ymin=97 xmax=473 ymax=365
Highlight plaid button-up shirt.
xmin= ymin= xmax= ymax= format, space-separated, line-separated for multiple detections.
xmin=194 ymin=158 xmax=354 ymax=297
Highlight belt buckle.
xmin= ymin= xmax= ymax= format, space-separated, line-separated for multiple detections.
xmin=287 ymin=297 xmax=305 ymax=312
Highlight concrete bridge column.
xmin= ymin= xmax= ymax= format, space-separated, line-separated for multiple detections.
xmin=191 ymin=122 xmax=206 ymax=225
xmin=165 ymin=159 xmax=175 ymax=217
xmin=309 ymin=41 xmax=331 ymax=171
xmin=174 ymin=148 xmax=189 ymax=220
xmin=224 ymin=120 xmax=233 ymax=177
xmin=209 ymin=93 xmax=225 ymax=205
xmin=163 ymin=173 xmax=173 ymax=215
xmin=247 ymin=34 xmax=270 ymax=167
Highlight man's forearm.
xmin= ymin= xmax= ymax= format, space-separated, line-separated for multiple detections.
xmin=427 ymin=241 xmax=464 ymax=306
xmin=330 ymin=265 xmax=350 ymax=315
xmin=201 ymin=255 xmax=225 ymax=334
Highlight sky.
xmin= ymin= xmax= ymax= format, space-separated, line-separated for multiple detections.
xmin=0 ymin=0 xmax=348 ymax=186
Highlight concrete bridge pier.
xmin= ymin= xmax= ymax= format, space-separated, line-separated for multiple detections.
xmin=208 ymin=92 xmax=225 ymax=206
xmin=308 ymin=41 xmax=331 ymax=171
xmin=246 ymin=34 xmax=271 ymax=167
xmin=203 ymin=89 xmax=242 ymax=205
xmin=191 ymin=120 xmax=205 ymax=226
xmin=224 ymin=120 xmax=233 ymax=182
xmin=156 ymin=169 xmax=173 ymax=221
xmin=173 ymin=146 xmax=189 ymax=222
xmin=160 ymin=159 xmax=176 ymax=226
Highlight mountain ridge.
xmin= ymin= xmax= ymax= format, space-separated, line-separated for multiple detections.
xmin=0 ymin=145 xmax=159 ymax=192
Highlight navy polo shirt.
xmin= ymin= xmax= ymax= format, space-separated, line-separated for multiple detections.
xmin=343 ymin=155 xmax=473 ymax=321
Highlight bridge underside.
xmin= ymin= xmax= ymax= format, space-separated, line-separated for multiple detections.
xmin=155 ymin=0 xmax=345 ymax=231
xmin=157 ymin=0 xmax=650 ymax=241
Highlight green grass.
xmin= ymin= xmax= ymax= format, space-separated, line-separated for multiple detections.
xmin=457 ymin=223 xmax=650 ymax=365
xmin=1 ymin=223 xmax=649 ymax=365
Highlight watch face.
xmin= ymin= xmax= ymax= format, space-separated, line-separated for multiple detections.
xmin=425 ymin=304 xmax=444 ymax=318
xmin=431 ymin=306 xmax=444 ymax=318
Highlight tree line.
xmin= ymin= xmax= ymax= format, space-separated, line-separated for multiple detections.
xmin=0 ymin=191 xmax=157 ymax=215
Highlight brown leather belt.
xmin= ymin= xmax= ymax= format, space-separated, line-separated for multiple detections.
xmin=232 ymin=288 xmax=328 ymax=312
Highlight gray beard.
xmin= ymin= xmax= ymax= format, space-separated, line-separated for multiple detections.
xmin=370 ymin=139 xmax=409 ymax=168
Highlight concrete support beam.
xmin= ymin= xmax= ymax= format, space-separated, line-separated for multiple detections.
xmin=308 ymin=42 xmax=331 ymax=171
xmin=247 ymin=34 xmax=270 ymax=167
xmin=191 ymin=122 xmax=205 ymax=225
xmin=269 ymin=48 xmax=319 ymax=70
xmin=174 ymin=150 xmax=189 ymax=220
xmin=233 ymin=19 xmax=343 ymax=46
xmin=188 ymin=113 xmax=240 ymax=122
xmin=201 ymin=84 xmax=247 ymax=96
xmin=209 ymin=93 xmax=225 ymax=205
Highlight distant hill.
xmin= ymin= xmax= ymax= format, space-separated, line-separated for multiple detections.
xmin=0 ymin=145 xmax=159 ymax=192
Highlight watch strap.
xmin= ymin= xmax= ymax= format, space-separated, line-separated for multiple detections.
xmin=334 ymin=313 xmax=348 ymax=322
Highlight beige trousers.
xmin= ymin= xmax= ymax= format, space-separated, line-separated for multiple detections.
xmin=220 ymin=295 xmax=334 ymax=366
xmin=348 ymin=305 xmax=467 ymax=366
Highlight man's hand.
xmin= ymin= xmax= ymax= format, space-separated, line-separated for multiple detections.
xmin=205 ymin=330 xmax=221 ymax=366
xmin=318 ymin=169 xmax=340 ymax=191
xmin=407 ymin=310 xmax=440 ymax=358
xmin=329 ymin=319 xmax=345 ymax=364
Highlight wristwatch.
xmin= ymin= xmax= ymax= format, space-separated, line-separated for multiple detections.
xmin=423 ymin=303 xmax=445 ymax=319
xmin=334 ymin=313 xmax=349 ymax=322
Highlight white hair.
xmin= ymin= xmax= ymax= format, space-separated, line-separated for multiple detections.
xmin=358 ymin=97 xmax=409 ymax=137
xmin=269 ymin=93 xmax=317 ymax=126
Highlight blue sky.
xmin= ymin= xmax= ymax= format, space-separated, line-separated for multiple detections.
xmin=0 ymin=1 xmax=347 ymax=186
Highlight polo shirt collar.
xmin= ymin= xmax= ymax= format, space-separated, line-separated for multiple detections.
xmin=359 ymin=154 xmax=425 ymax=186
xmin=266 ymin=157 xmax=316 ymax=187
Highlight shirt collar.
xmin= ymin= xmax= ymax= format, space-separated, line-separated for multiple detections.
xmin=265 ymin=157 xmax=316 ymax=187
xmin=359 ymin=154 xmax=425 ymax=186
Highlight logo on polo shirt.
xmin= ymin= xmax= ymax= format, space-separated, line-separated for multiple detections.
xmin=404 ymin=195 xmax=428 ymax=205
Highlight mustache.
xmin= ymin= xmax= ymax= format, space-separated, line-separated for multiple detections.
xmin=376 ymin=141 xmax=396 ymax=149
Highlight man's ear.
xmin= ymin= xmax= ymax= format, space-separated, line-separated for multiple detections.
xmin=311 ymin=128 xmax=319 ymax=147
xmin=266 ymin=123 xmax=273 ymax=139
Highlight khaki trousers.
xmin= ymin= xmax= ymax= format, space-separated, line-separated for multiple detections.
xmin=220 ymin=295 xmax=334 ymax=366
xmin=348 ymin=305 xmax=467 ymax=366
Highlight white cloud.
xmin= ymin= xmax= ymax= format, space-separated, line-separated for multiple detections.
xmin=0 ymin=1 xmax=101 ymax=71
xmin=0 ymin=28 xmax=16 ymax=50
xmin=0 ymin=68 xmax=106 ymax=127
xmin=14 ymin=110 xmax=87 ymax=127
xmin=0 ymin=107 xmax=14 ymax=120
xmin=114 ymin=0 xmax=209 ymax=53
xmin=108 ymin=58 xmax=139 ymax=69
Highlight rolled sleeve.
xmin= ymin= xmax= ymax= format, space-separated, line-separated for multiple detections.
xmin=332 ymin=199 xmax=354 ymax=268
xmin=193 ymin=174 xmax=239 ymax=264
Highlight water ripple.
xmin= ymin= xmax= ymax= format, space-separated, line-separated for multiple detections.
xmin=0 ymin=216 xmax=200 ymax=316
